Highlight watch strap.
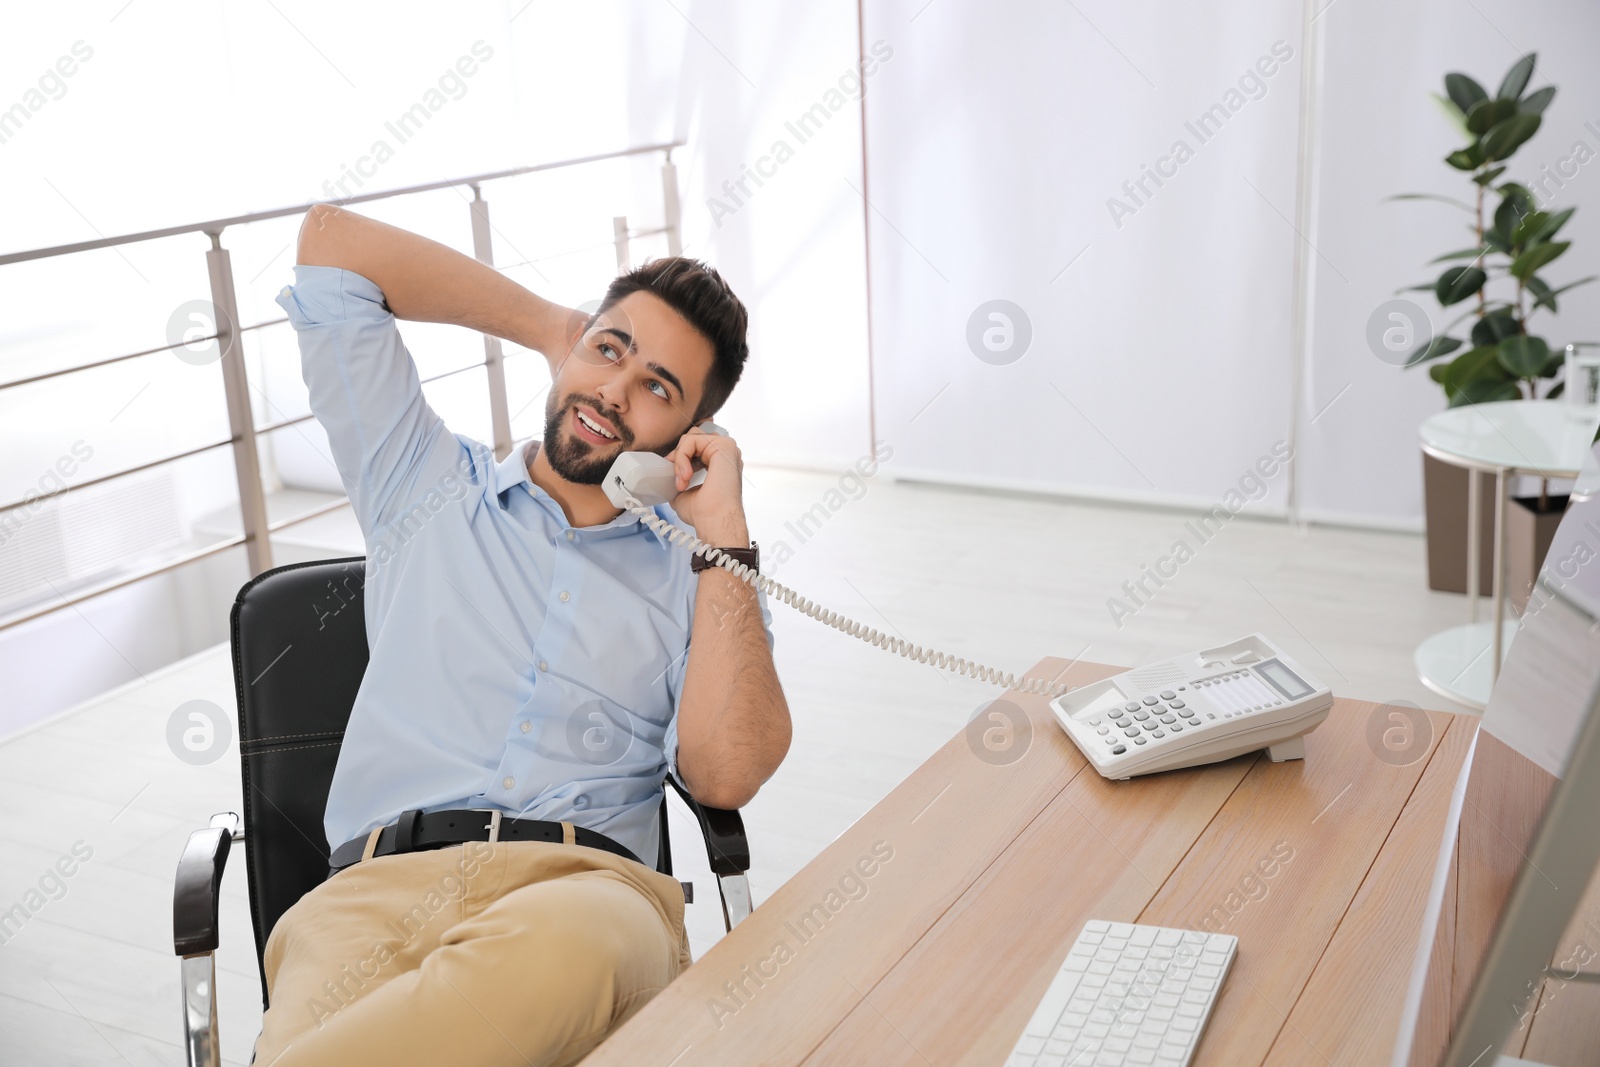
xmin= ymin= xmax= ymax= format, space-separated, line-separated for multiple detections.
xmin=692 ymin=540 xmax=759 ymax=574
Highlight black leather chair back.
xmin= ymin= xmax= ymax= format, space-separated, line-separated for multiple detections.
xmin=231 ymin=557 xmax=370 ymax=1006
xmin=229 ymin=556 xmax=677 ymax=1008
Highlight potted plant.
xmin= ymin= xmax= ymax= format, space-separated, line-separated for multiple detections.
xmin=1394 ymin=52 xmax=1594 ymax=597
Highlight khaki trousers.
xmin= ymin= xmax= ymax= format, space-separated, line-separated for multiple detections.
xmin=251 ymin=829 xmax=692 ymax=1066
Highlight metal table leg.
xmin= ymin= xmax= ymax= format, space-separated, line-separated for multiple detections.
xmin=1492 ymin=466 xmax=1508 ymax=682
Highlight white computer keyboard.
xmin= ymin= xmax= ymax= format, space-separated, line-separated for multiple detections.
xmin=1005 ymin=920 xmax=1237 ymax=1067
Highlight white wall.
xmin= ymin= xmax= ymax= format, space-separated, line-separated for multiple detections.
xmin=861 ymin=0 xmax=1306 ymax=513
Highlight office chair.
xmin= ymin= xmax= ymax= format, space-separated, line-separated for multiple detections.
xmin=171 ymin=556 xmax=754 ymax=1067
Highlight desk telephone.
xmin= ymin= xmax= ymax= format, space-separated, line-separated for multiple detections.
xmin=601 ymin=427 xmax=1333 ymax=778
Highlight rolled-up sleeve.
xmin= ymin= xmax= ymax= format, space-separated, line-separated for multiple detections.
xmin=275 ymin=265 xmax=466 ymax=538
xmin=662 ymin=585 xmax=777 ymax=794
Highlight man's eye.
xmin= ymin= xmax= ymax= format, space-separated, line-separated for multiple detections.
xmin=597 ymin=341 xmax=620 ymax=362
xmin=648 ymin=381 xmax=668 ymax=399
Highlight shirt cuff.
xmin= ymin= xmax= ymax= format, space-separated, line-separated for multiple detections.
xmin=275 ymin=265 xmax=390 ymax=328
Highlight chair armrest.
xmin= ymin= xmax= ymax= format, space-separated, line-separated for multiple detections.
xmin=174 ymin=812 xmax=241 ymax=956
xmin=665 ymin=774 xmax=750 ymax=876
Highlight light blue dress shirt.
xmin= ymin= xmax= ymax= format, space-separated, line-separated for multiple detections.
xmin=275 ymin=265 xmax=773 ymax=868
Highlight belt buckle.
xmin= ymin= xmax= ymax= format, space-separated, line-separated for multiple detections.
xmin=474 ymin=808 xmax=503 ymax=845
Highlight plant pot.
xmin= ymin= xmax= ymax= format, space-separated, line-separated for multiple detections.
xmin=1422 ymin=452 xmax=1496 ymax=594
xmin=1507 ymin=493 xmax=1570 ymax=614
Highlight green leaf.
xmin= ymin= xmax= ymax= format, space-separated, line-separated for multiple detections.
xmin=1473 ymin=165 xmax=1509 ymax=186
xmin=1498 ymin=334 xmax=1550 ymax=377
xmin=1526 ymin=275 xmax=1554 ymax=309
xmin=1495 ymin=194 xmax=1529 ymax=247
xmin=1498 ymin=183 xmax=1535 ymax=212
xmin=1446 ymin=147 xmax=1484 ymax=171
xmin=1511 ymin=210 xmax=1550 ymax=246
xmin=1539 ymin=345 xmax=1566 ymax=377
xmin=1548 ymin=379 xmax=1565 ymax=399
xmin=1448 ymin=378 xmax=1523 ymax=406
xmin=1465 ymin=97 xmax=1518 ymax=134
xmin=1510 ymin=241 xmax=1569 ymax=280
xmin=1530 ymin=275 xmax=1598 ymax=312
xmin=1430 ymin=246 xmax=1491 ymax=264
xmin=1531 ymin=206 xmax=1575 ymax=244
xmin=1520 ymin=85 xmax=1556 ymax=114
xmin=1387 ymin=192 xmax=1477 ymax=213
xmin=1405 ymin=335 xmax=1464 ymax=367
xmin=1436 ymin=265 xmax=1488 ymax=305
xmin=1482 ymin=113 xmax=1542 ymax=160
xmin=1446 ymin=72 xmax=1489 ymax=113
xmin=1471 ymin=309 xmax=1519 ymax=348
xmin=1439 ymin=345 xmax=1519 ymax=406
xmin=1497 ymin=53 xmax=1536 ymax=101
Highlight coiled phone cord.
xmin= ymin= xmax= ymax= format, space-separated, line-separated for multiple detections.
xmin=628 ymin=503 xmax=1074 ymax=699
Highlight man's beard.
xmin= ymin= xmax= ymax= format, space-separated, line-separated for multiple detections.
xmin=541 ymin=392 xmax=662 ymax=485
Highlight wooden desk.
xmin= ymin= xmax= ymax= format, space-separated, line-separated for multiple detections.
xmin=582 ymin=656 xmax=1586 ymax=1066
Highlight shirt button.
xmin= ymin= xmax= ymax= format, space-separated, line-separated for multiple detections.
xmin=519 ymin=721 xmax=531 ymax=733
xmin=565 ymin=530 xmax=575 ymax=541
xmin=538 ymin=660 xmax=548 ymax=672
xmin=559 ymin=591 xmax=570 ymax=602
xmin=502 ymin=776 xmax=515 ymax=790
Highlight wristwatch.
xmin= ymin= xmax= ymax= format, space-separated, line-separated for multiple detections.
xmin=692 ymin=540 xmax=759 ymax=574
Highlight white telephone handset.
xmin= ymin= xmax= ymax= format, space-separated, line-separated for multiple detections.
xmin=600 ymin=421 xmax=724 ymax=509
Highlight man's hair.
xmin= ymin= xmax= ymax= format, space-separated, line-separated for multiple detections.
xmin=596 ymin=257 xmax=749 ymax=423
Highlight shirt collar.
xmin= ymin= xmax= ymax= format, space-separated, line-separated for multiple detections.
xmin=494 ymin=439 xmax=672 ymax=548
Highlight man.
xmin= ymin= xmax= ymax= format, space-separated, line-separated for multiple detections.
xmin=253 ymin=204 xmax=790 ymax=1066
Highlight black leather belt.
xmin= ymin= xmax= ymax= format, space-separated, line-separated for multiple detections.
xmin=327 ymin=808 xmax=642 ymax=876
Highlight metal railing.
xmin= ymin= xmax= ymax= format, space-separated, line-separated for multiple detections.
xmin=0 ymin=141 xmax=685 ymax=633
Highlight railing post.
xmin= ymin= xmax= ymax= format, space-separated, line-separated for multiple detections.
xmin=661 ymin=152 xmax=682 ymax=256
xmin=612 ymin=216 xmax=631 ymax=274
xmin=468 ymin=185 xmax=514 ymax=461
xmin=205 ymin=232 xmax=273 ymax=576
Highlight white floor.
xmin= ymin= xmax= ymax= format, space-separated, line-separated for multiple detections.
xmin=0 ymin=466 xmax=1472 ymax=1065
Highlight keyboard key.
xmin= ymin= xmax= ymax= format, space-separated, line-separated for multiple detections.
xmin=1018 ymin=1035 xmax=1046 ymax=1055
xmin=1160 ymin=689 xmax=1176 ymax=699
